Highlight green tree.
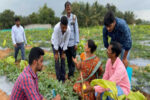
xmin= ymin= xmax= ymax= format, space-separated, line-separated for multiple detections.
xmin=0 ymin=9 xmax=15 ymax=29
xmin=38 ymin=4 xmax=56 ymax=25
xmin=124 ymin=11 xmax=135 ymax=24
xmin=29 ymin=12 xmax=39 ymax=24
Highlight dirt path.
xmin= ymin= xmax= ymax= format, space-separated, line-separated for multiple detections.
xmin=0 ymin=49 xmax=12 ymax=59
xmin=0 ymin=89 xmax=10 ymax=100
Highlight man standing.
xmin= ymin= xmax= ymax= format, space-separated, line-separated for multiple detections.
xmin=11 ymin=17 xmax=27 ymax=62
xmin=51 ymin=16 xmax=71 ymax=82
xmin=10 ymin=47 xmax=60 ymax=100
xmin=65 ymin=1 xmax=79 ymax=79
xmin=103 ymin=11 xmax=132 ymax=66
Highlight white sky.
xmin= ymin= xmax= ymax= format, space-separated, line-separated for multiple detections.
xmin=0 ymin=0 xmax=150 ymax=21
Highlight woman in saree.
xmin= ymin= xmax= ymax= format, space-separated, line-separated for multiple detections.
xmin=72 ymin=39 xmax=103 ymax=100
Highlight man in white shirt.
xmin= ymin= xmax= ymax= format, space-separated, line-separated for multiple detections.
xmin=51 ymin=16 xmax=71 ymax=82
xmin=65 ymin=1 xmax=80 ymax=79
xmin=11 ymin=17 xmax=27 ymax=62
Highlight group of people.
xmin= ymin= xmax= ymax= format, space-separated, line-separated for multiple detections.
xmin=10 ymin=1 xmax=132 ymax=100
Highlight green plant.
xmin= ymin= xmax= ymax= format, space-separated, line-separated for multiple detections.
xmin=91 ymin=79 xmax=147 ymax=100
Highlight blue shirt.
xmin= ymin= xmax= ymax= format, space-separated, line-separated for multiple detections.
xmin=103 ymin=18 xmax=132 ymax=51
xmin=67 ymin=13 xmax=79 ymax=47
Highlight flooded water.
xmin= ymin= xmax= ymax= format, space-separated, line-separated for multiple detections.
xmin=139 ymin=40 xmax=150 ymax=46
xmin=33 ymin=40 xmax=51 ymax=44
xmin=132 ymin=77 xmax=150 ymax=94
xmin=129 ymin=58 xmax=150 ymax=67
xmin=141 ymin=86 xmax=150 ymax=94
xmin=0 ymin=76 xmax=14 ymax=95
xmin=40 ymin=47 xmax=51 ymax=51
xmin=43 ymin=60 xmax=50 ymax=66
xmin=0 ymin=47 xmax=8 ymax=50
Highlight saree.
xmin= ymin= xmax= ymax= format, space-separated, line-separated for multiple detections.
xmin=73 ymin=52 xmax=103 ymax=100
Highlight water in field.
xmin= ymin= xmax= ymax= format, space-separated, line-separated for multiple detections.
xmin=140 ymin=40 xmax=150 ymax=46
xmin=129 ymin=58 xmax=150 ymax=67
xmin=0 ymin=46 xmax=8 ymax=50
xmin=132 ymin=77 xmax=150 ymax=94
xmin=0 ymin=76 xmax=14 ymax=95
xmin=40 ymin=47 xmax=51 ymax=51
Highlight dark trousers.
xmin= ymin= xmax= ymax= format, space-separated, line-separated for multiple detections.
xmin=52 ymin=45 xmax=66 ymax=82
xmin=14 ymin=43 xmax=25 ymax=61
xmin=65 ymin=46 xmax=76 ymax=78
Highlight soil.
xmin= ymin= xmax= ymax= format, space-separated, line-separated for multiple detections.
xmin=0 ymin=89 xmax=10 ymax=100
xmin=0 ymin=49 xmax=12 ymax=59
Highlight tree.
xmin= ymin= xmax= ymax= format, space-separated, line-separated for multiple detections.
xmin=29 ymin=12 xmax=39 ymax=24
xmin=0 ymin=9 xmax=15 ymax=29
xmin=38 ymin=4 xmax=56 ymax=25
xmin=124 ymin=11 xmax=135 ymax=24
xmin=135 ymin=19 xmax=142 ymax=25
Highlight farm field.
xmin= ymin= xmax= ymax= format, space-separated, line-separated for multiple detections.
xmin=0 ymin=25 xmax=150 ymax=99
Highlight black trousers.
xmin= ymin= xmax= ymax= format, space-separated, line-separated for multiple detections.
xmin=52 ymin=45 xmax=65 ymax=82
xmin=65 ymin=46 xmax=76 ymax=78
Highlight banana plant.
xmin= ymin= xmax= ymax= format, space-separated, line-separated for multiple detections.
xmin=90 ymin=79 xmax=147 ymax=100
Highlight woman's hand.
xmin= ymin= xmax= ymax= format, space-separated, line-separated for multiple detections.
xmin=83 ymin=86 xmax=94 ymax=93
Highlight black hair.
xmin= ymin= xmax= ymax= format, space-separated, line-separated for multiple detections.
xmin=104 ymin=11 xmax=115 ymax=26
xmin=88 ymin=39 xmax=97 ymax=53
xmin=29 ymin=47 xmax=45 ymax=65
xmin=65 ymin=1 xmax=71 ymax=8
xmin=60 ymin=16 xmax=68 ymax=26
xmin=15 ymin=17 xmax=20 ymax=22
xmin=110 ymin=41 xmax=122 ymax=57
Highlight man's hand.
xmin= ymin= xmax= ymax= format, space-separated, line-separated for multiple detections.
xmin=52 ymin=94 xmax=61 ymax=100
xmin=74 ymin=45 xmax=78 ymax=51
xmin=61 ymin=52 xmax=65 ymax=59
xmin=14 ymin=44 xmax=17 ymax=48
xmin=123 ymin=58 xmax=128 ymax=68
xmin=54 ymin=53 xmax=59 ymax=61
xmin=72 ymin=57 xmax=77 ymax=64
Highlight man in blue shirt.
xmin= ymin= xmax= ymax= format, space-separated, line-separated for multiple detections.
xmin=103 ymin=11 xmax=132 ymax=66
xmin=64 ymin=1 xmax=79 ymax=79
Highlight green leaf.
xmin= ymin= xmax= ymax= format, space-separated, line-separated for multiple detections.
xmin=102 ymin=91 xmax=114 ymax=100
xmin=5 ymin=56 xmax=15 ymax=64
xmin=90 ymin=79 xmax=118 ymax=99
xmin=20 ymin=60 xmax=28 ymax=71
xmin=127 ymin=91 xmax=147 ymax=100
xmin=2 ymin=39 xmax=6 ymax=47
xmin=118 ymin=95 xmax=126 ymax=100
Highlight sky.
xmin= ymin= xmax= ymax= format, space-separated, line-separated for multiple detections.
xmin=0 ymin=0 xmax=150 ymax=21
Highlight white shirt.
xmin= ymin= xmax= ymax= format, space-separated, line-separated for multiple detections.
xmin=11 ymin=25 xmax=27 ymax=45
xmin=51 ymin=22 xmax=71 ymax=51
xmin=67 ymin=13 xmax=79 ymax=47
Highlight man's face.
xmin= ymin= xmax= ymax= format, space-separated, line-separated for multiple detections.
xmin=65 ymin=4 xmax=71 ymax=14
xmin=35 ymin=56 xmax=44 ymax=71
xmin=15 ymin=21 xmax=20 ymax=26
xmin=107 ymin=45 xmax=115 ymax=58
xmin=61 ymin=24 xmax=67 ymax=34
xmin=106 ymin=21 xmax=116 ymax=32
